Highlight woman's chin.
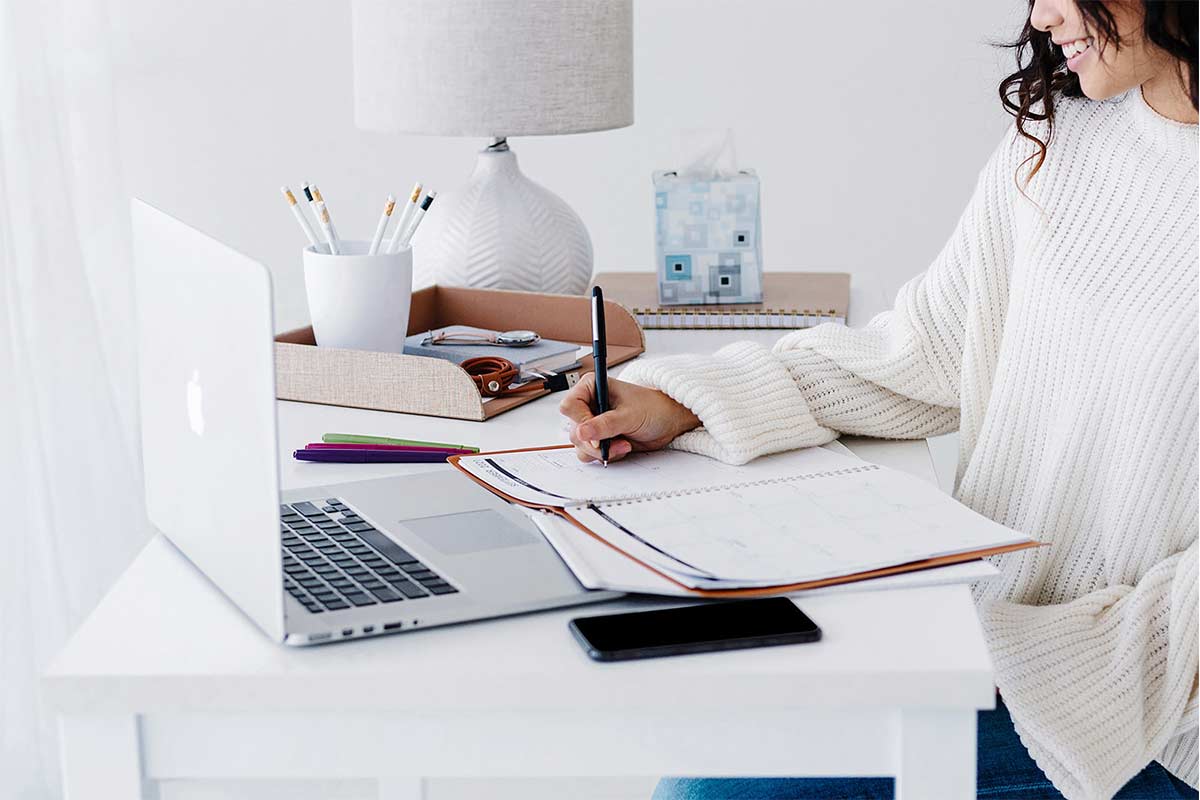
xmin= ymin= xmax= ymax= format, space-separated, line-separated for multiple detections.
xmin=1077 ymin=74 xmax=1133 ymax=101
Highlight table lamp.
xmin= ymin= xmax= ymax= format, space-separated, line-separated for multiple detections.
xmin=352 ymin=0 xmax=634 ymax=295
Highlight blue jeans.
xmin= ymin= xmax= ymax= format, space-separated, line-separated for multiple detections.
xmin=653 ymin=697 xmax=1197 ymax=799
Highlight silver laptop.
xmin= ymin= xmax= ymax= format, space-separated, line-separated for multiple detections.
xmin=131 ymin=199 xmax=618 ymax=646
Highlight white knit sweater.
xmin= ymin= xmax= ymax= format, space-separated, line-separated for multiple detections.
xmin=621 ymin=87 xmax=1198 ymax=800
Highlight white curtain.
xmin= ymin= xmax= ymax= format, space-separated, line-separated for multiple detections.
xmin=0 ymin=0 xmax=153 ymax=796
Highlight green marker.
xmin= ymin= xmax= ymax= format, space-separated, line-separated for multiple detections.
xmin=322 ymin=433 xmax=480 ymax=453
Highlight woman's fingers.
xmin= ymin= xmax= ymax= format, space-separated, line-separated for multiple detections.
xmin=558 ymin=373 xmax=596 ymax=426
xmin=568 ymin=422 xmax=602 ymax=462
xmin=563 ymin=414 xmax=600 ymax=463
xmin=561 ymin=373 xmax=637 ymax=462
xmin=605 ymin=438 xmax=634 ymax=461
xmin=568 ymin=422 xmax=633 ymax=463
xmin=576 ymin=406 xmax=636 ymax=443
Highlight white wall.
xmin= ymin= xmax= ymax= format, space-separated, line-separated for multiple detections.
xmin=109 ymin=0 xmax=1025 ymax=332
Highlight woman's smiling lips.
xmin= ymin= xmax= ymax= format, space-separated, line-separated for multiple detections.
xmin=1057 ymin=36 xmax=1095 ymax=71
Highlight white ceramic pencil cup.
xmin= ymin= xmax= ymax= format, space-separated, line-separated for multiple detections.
xmin=303 ymin=241 xmax=413 ymax=353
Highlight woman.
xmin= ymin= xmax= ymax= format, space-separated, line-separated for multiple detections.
xmin=559 ymin=1 xmax=1198 ymax=798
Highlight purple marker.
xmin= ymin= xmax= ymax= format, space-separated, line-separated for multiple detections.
xmin=293 ymin=448 xmax=452 ymax=464
xmin=304 ymin=442 xmax=473 ymax=455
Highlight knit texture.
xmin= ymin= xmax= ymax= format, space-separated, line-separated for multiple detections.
xmin=621 ymin=88 xmax=1198 ymax=800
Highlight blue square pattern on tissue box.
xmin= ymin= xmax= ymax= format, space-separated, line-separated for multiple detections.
xmin=654 ymin=169 xmax=763 ymax=305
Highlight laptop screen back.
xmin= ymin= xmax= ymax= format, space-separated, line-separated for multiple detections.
xmin=131 ymin=200 xmax=285 ymax=642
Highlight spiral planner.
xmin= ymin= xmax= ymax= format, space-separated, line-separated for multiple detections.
xmin=450 ymin=445 xmax=1039 ymax=597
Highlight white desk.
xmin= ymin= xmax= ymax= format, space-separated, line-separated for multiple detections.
xmin=44 ymin=330 xmax=993 ymax=800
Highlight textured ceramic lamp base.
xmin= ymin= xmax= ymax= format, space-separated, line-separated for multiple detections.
xmin=413 ymin=144 xmax=594 ymax=295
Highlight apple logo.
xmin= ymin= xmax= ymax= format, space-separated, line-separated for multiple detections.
xmin=186 ymin=369 xmax=205 ymax=437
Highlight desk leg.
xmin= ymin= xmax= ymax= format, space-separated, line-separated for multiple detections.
xmin=59 ymin=714 xmax=145 ymax=800
xmin=895 ymin=709 xmax=975 ymax=800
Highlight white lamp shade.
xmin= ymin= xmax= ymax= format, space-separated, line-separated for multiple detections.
xmin=352 ymin=0 xmax=633 ymax=137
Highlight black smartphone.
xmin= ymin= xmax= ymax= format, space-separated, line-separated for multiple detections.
xmin=568 ymin=598 xmax=821 ymax=662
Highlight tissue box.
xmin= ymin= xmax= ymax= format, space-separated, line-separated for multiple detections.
xmin=653 ymin=169 xmax=763 ymax=305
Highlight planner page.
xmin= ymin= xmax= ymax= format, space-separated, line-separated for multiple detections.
xmin=454 ymin=445 xmax=861 ymax=507
xmin=568 ymin=465 xmax=1032 ymax=588
xmin=526 ymin=508 xmax=1000 ymax=597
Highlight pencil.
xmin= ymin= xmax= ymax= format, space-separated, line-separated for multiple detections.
xmin=280 ymin=185 xmax=320 ymax=247
xmin=368 ymin=194 xmax=396 ymax=255
xmin=313 ymin=200 xmax=340 ymax=254
xmin=387 ymin=182 xmax=422 ymax=253
xmin=308 ymin=184 xmax=341 ymax=250
xmin=399 ymin=190 xmax=437 ymax=249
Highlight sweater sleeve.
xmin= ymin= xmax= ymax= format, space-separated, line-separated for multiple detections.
xmin=620 ymin=127 xmax=1021 ymax=465
xmin=981 ymin=541 xmax=1200 ymax=799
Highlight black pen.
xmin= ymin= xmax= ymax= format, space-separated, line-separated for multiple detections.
xmin=591 ymin=285 xmax=611 ymax=466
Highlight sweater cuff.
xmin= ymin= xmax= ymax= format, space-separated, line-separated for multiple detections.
xmin=980 ymin=547 xmax=1199 ymax=800
xmin=618 ymin=342 xmax=836 ymax=465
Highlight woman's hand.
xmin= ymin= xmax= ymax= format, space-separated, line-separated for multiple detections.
xmin=558 ymin=374 xmax=700 ymax=463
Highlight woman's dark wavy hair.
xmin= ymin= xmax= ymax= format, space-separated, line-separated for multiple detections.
xmin=999 ymin=0 xmax=1198 ymax=184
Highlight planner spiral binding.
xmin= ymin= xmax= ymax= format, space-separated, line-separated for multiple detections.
xmin=629 ymin=307 xmax=843 ymax=330
xmin=592 ymin=271 xmax=850 ymax=330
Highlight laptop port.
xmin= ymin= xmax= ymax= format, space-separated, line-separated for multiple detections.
xmin=363 ymin=625 xmax=375 ymax=634
xmin=383 ymin=621 xmax=403 ymax=631
xmin=342 ymin=628 xmax=353 ymax=637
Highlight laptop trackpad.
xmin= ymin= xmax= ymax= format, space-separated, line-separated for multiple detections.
xmin=401 ymin=510 xmax=539 ymax=555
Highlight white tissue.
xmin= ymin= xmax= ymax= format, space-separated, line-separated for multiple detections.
xmin=674 ymin=128 xmax=738 ymax=180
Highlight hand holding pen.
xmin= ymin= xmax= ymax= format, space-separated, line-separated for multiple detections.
xmin=558 ymin=286 xmax=702 ymax=465
xmin=558 ymin=374 xmax=700 ymax=465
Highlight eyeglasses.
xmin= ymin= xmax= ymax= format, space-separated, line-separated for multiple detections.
xmin=423 ymin=329 xmax=541 ymax=348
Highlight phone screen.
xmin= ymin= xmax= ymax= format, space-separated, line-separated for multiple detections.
xmin=569 ymin=597 xmax=821 ymax=661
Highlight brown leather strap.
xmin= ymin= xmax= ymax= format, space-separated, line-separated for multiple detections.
xmin=461 ymin=356 xmax=545 ymax=397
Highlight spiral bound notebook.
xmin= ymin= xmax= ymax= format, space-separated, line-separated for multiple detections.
xmin=450 ymin=445 xmax=1038 ymax=596
xmin=591 ymin=271 xmax=850 ymax=330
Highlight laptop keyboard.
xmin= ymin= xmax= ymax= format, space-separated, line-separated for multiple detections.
xmin=280 ymin=497 xmax=458 ymax=614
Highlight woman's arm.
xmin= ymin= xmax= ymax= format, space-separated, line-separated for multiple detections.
xmin=587 ymin=125 xmax=1024 ymax=465
xmin=981 ymin=540 xmax=1199 ymax=798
